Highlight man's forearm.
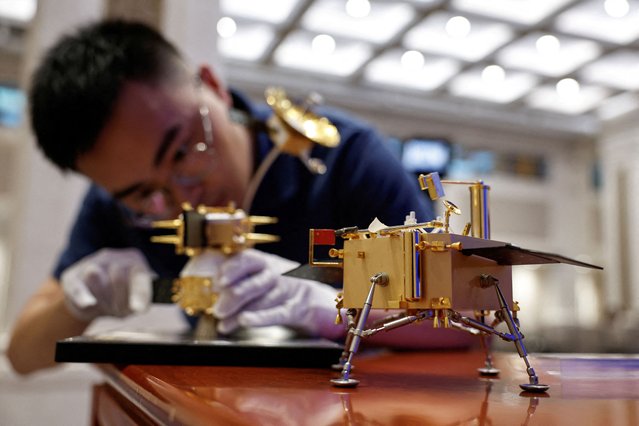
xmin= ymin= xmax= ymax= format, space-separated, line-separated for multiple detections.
xmin=7 ymin=279 xmax=89 ymax=375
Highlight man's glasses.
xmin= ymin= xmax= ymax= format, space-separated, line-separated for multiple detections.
xmin=171 ymin=102 xmax=215 ymax=186
xmin=125 ymin=94 xmax=216 ymax=225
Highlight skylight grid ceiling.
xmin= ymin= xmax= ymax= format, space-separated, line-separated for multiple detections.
xmin=217 ymin=0 xmax=639 ymax=119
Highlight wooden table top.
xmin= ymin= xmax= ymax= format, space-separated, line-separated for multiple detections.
xmin=97 ymin=349 xmax=639 ymax=425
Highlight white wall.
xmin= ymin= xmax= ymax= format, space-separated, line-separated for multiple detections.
xmin=599 ymin=109 xmax=639 ymax=327
xmin=162 ymin=0 xmax=220 ymax=73
xmin=1 ymin=0 xmax=100 ymax=334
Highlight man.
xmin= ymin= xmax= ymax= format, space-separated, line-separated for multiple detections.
xmin=7 ymin=20 xmax=467 ymax=375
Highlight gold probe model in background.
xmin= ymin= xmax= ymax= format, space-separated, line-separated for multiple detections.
xmin=241 ymin=86 xmax=340 ymax=210
xmin=310 ymin=171 xmax=602 ymax=392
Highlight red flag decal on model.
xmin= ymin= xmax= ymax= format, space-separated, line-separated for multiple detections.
xmin=312 ymin=229 xmax=336 ymax=246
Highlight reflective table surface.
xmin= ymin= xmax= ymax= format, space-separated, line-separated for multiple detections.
xmin=94 ymin=349 xmax=639 ymax=425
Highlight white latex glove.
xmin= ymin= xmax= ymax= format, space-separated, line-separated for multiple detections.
xmin=61 ymin=248 xmax=154 ymax=322
xmin=211 ymin=249 xmax=345 ymax=339
xmin=179 ymin=250 xmax=225 ymax=279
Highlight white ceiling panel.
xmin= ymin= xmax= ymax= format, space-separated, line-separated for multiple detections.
xmin=220 ymin=0 xmax=302 ymax=24
xmin=496 ymin=32 xmax=601 ymax=77
xmin=0 ymin=0 xmax=36 ymax=23
xmin=581 ymin=50 xmax=639 ymax=90
xmin=403 ymin=11 xmax=514 ymax=62
xmin=218 ymin=23 xmax=276 ymax=62
xmin=597 ymin=91 xmax=639 ymax=120
xmin=555 ymin=0 xmax=639 ymax=45
xmin=300 ymin=0 xmax=415 ymax=44
xmin=273 ymin=30 xmax=372 ymax=77
xmin=449 ymin=66 xmax=538 ymax=103
xmin=452 ymin=0 xmax=574 ymax=26
xmin=527 ymin=83 xmax=611 ymax=115
xmin=364 ymin=49 xmax=460 ymax=91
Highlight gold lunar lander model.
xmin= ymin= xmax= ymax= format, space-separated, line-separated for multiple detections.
xmin=310 ymin=172 xmax=602 ymax=392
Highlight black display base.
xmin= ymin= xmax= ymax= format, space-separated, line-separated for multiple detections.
xmin=55 ymin=327 xmax=343 ymax=368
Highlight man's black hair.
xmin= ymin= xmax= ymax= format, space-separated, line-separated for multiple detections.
xmin=29 ymin=19 xmax=183 ymax=171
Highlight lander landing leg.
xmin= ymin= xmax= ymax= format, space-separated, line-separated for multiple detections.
xmin=331 ymin=272 xmax=389 ymax=387
xmin=476 ymin=310 xmax=500 ymax=376
xmin=332 ymin=308 xmax=358 ymax=371
xmin=480 ymin=274 xmax=549 ymax=393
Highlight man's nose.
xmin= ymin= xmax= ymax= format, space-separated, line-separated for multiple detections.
xmin=144 ymin=190 xmax=173 ymax=218
xmin=166 ymin=179 xmax=203 ymax=212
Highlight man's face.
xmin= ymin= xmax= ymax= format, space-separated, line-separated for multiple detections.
xmin=76 ymin=79 xmax=252 ymax=220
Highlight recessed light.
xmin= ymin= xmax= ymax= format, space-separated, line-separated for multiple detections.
xmin=345 ymin=0 xmax=371 ymax=18
xmin=604 ymin=0 xmax=630 ymax=18
xmin=312 ymin=34 xmax=336 ymax=55
xmin=536 ymin=34 xmax=560 ymax=55
xmin=482 ymin=65 xmax=505 ymax=84
xmin=216 ymin=17 xmax=237 ymax=39
xmin=446 ymin=16 xmax=471 ymax=38
xmin=556 ymin=78 xmax=580 ymax=98
xmin=401 ymin=50 xmax=425 ymax=70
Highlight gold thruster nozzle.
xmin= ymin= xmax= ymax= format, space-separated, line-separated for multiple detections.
xmin=151 ymin=218 xmax=185 ymax=253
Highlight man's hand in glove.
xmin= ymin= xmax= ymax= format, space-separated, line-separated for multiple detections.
xmin=61 ymin=248 xmax=154 ymax=322
xmin=181 ymin=249 xmax=345 ymax=339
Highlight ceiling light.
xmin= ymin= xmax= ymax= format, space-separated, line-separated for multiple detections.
xmin=481 ymin=65 xmax=505 ymax=84
xmin=312 ymin=34 xmax=336 ymax=55
xmin=556 ymin=78 xmax=580 ymax=98
xmin=536 ymin=35 xmax=560 ymax=55
xmin=604 ymin=0 xmax=630 ymax=18
xmin=345 ymin=0 xmax=371 ymax=18
xmin=216 ymin=17 xmax=237 ymax=39
xmin=401 ymin=50 xmax=425 ymax=70
xmin=445 ymin=16 xmax=471 ymax=38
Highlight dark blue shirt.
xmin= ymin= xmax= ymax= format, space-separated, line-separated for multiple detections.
xmin=53 ymin=90 xmax=434 ymax=280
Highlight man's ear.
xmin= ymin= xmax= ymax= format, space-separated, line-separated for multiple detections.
xmin=199 ymin=65 xmax=232 ymax=107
